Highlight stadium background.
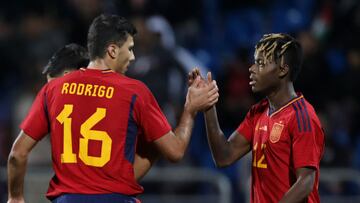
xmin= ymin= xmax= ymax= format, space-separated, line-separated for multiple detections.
xmin=0 ymin=0 xmax=359 ymax=202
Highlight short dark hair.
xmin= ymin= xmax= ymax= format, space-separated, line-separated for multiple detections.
xmin=42 ymin=43 xmax=89 ymax=77
xmin=255 ymin=33 xmax=303 ymax=81
xmin=87 ymin=14 xmax=137 ymax=60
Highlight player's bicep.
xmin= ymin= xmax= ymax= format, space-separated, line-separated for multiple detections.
xmin=227 ymin=131 xmax=251 ymax=161
xmin=295 ymin=167 xmax=316 ymax=192
xmin=296 ymin=167 xmax=316 ymax=178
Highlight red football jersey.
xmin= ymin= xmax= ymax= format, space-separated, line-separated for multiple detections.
xmin=20 ymin=68 xmax=172 ymax=199
xmin=237 ymin=94 xmax=324 ymax=203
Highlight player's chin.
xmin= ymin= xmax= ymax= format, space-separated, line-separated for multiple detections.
xmin=251 ymin=85 xmax=259 ymax=93
xmin=251 ymin=85 xmax=266 ymax=94
xmin=120 ymin=64 xmax=129 ymax=74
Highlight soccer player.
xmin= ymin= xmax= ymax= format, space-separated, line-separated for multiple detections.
xmin=43 ymin=43 xmax=158 ymax=181
xmin=7 ymin=14 xmax=219 ymax=203
xmin=190 ymin=33 xmax=325 ymax=203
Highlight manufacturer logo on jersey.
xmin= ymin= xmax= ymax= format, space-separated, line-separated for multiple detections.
xmin=259 ymin=125 xmax=268 ymax=131
xmin=255 ymin=122 xmax=259 ymax=132
xmin=269 ymin=122 xmax=284 ymax=143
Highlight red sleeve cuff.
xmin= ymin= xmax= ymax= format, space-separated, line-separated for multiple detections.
xmin=20 ymin=125 xmax=43 ymax=141
xmin=237 ymin=128 xmax=252 ymax=142
xmin=148 ymin=128 xmax=172 ymax=142
xmin=294 ymin=161 xmax=319 ymax=170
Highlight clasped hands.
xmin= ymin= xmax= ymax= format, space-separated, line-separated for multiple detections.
xmin=185 ymin=68 xmax=219 ymax=116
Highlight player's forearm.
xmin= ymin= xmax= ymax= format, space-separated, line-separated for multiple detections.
xmin=7 ymin=151 xmax=28 ymax=199
xmin=279 ymin=170 xmax=315 ymax=203
xmin=152 ymin=108 xmax=195 ymax=163
xmin=204 ymin=106 xmax=231 ymax=167
xmin=173 ymin=108 xmax=195 ymax=156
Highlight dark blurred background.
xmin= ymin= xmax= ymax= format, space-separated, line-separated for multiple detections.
xmin=0 ymin=0 xmax=359 ymax=202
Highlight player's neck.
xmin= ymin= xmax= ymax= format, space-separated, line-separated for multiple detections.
xmin=267 ymin=82 xmax=297 ymax=112
xmin=87 ymin=60 xmax=113 ymax=71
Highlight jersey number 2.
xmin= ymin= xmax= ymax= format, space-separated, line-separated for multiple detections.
xmin=252 ymin=142 xmax=267 ymax=168
xmin=56 ymin=104 xmax=112 ymax=167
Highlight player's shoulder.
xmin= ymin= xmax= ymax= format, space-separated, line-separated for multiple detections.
xmin=120 ymin=75 xmax=146 ymax=86
xmin=36 ymin=82 xmax=50 ymax=94
xmin=299 ymin=96 xmax=321 ymax=124
xmin=288 ymin=94 xmax=323 ymax=133
xmin=249 ymin=98 xmax=269 ymax=115
xmin=290 ymin=95 xmax=318 ymax=117
xmin=289 ymin=94 xmax=322 ymax=125
xmin=106 ymin=74 xmax=154 ymax=100
xmin=118 ymin=75 xmax=150 ymax=93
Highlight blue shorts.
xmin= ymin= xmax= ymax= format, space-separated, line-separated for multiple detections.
xmin=52 ymin=193 xmax=140 ymax=203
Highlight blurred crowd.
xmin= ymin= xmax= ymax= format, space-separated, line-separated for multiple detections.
xmin=0 ymin=0 xmax=359 ymax=201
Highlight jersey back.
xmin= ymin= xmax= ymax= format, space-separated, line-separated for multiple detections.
xmin=21 ymin=69 xmax=171 ymax=199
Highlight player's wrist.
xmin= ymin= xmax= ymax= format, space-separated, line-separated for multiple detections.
xmin=183 ymin=104 xmax=197 ymax=118
xmin=7 ymin=195 xmax=25 ymax=203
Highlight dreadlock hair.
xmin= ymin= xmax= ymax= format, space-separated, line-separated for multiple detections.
xmin=255 ymin=33 xmax=303 ymax=82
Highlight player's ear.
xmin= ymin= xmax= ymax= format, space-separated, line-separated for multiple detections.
xmin=279 ymin=56 xmax=289 ymax=78
xmin=107 ymin=44 xmax=118 ymax=59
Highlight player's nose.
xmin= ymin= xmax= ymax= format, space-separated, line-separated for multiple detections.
xmin=130 ymin=52 xmax=135 ymax=61
xmin=249 ymin=64 xmax=256 ymax=74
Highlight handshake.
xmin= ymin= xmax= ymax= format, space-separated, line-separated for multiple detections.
xmin=184 ymin=68 xmax=219 ymax=116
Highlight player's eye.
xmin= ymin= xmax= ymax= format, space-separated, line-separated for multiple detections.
xmin=259 ymin=60 xmax=266 ymax=66
xmin=255 ymin=60 xmax=264 ymax=67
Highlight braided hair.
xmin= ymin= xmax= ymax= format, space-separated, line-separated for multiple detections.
xmin=255 ymin=33 xmax=303 ymax=81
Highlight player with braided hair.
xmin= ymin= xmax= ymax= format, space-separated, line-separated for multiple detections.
xmin=189 ymin=33 xmax=324 ymax=203
xmin=254 ymin=33 xmax=303 ymax=83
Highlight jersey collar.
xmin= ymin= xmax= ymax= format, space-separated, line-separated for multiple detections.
xmin=268 ymin=94 xmax=304 ymax=117
xmin=80 ymin=67 xmax=114 ymax=73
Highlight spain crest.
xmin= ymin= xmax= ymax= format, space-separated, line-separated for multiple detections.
xmin=269 ymin=122 xmax=284 ymax=143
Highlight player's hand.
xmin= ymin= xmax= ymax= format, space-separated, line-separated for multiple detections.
xmin=188 ymin=68 xmax=204 ymax=87
xmin=185 ymin=73 xmax=219 ymax=115
xmin=7 ymin=197 xmax=25 ymax=203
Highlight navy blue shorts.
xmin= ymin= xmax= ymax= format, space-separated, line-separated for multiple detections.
xmin=52 ymin=193 xmax=140 ymax=203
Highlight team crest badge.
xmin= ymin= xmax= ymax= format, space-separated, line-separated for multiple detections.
xmin=269 ymin=123 xmax=284 ymax=143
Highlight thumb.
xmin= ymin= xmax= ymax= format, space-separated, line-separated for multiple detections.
xmin=207 ymin=72 xmax=212 ymax=83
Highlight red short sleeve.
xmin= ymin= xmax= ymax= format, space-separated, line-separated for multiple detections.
xmin=20 ymin=85 xmax=49 ymax=141
xmin=135 ymin=86 xmax=172 ymax=142
xmin=236 ymin=110 xmax=254 ymax=142
xmin=291 ymin=115 xmax=325 ymax=170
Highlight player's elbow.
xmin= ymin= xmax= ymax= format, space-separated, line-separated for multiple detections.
xmin=165 ymin=139 xmax=186 ymax=163
xmin=212 ymin=152 xmax=235 ymax=168
xmin=166 ymin=151 xmax=184 ymax=163
xmin=8 ymin=150 xmax=28 ymax=165
xmin=215 ymin=162 xmax=230 ymax=168
xmin=214 ymin=159 xmax=232 ymax=168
